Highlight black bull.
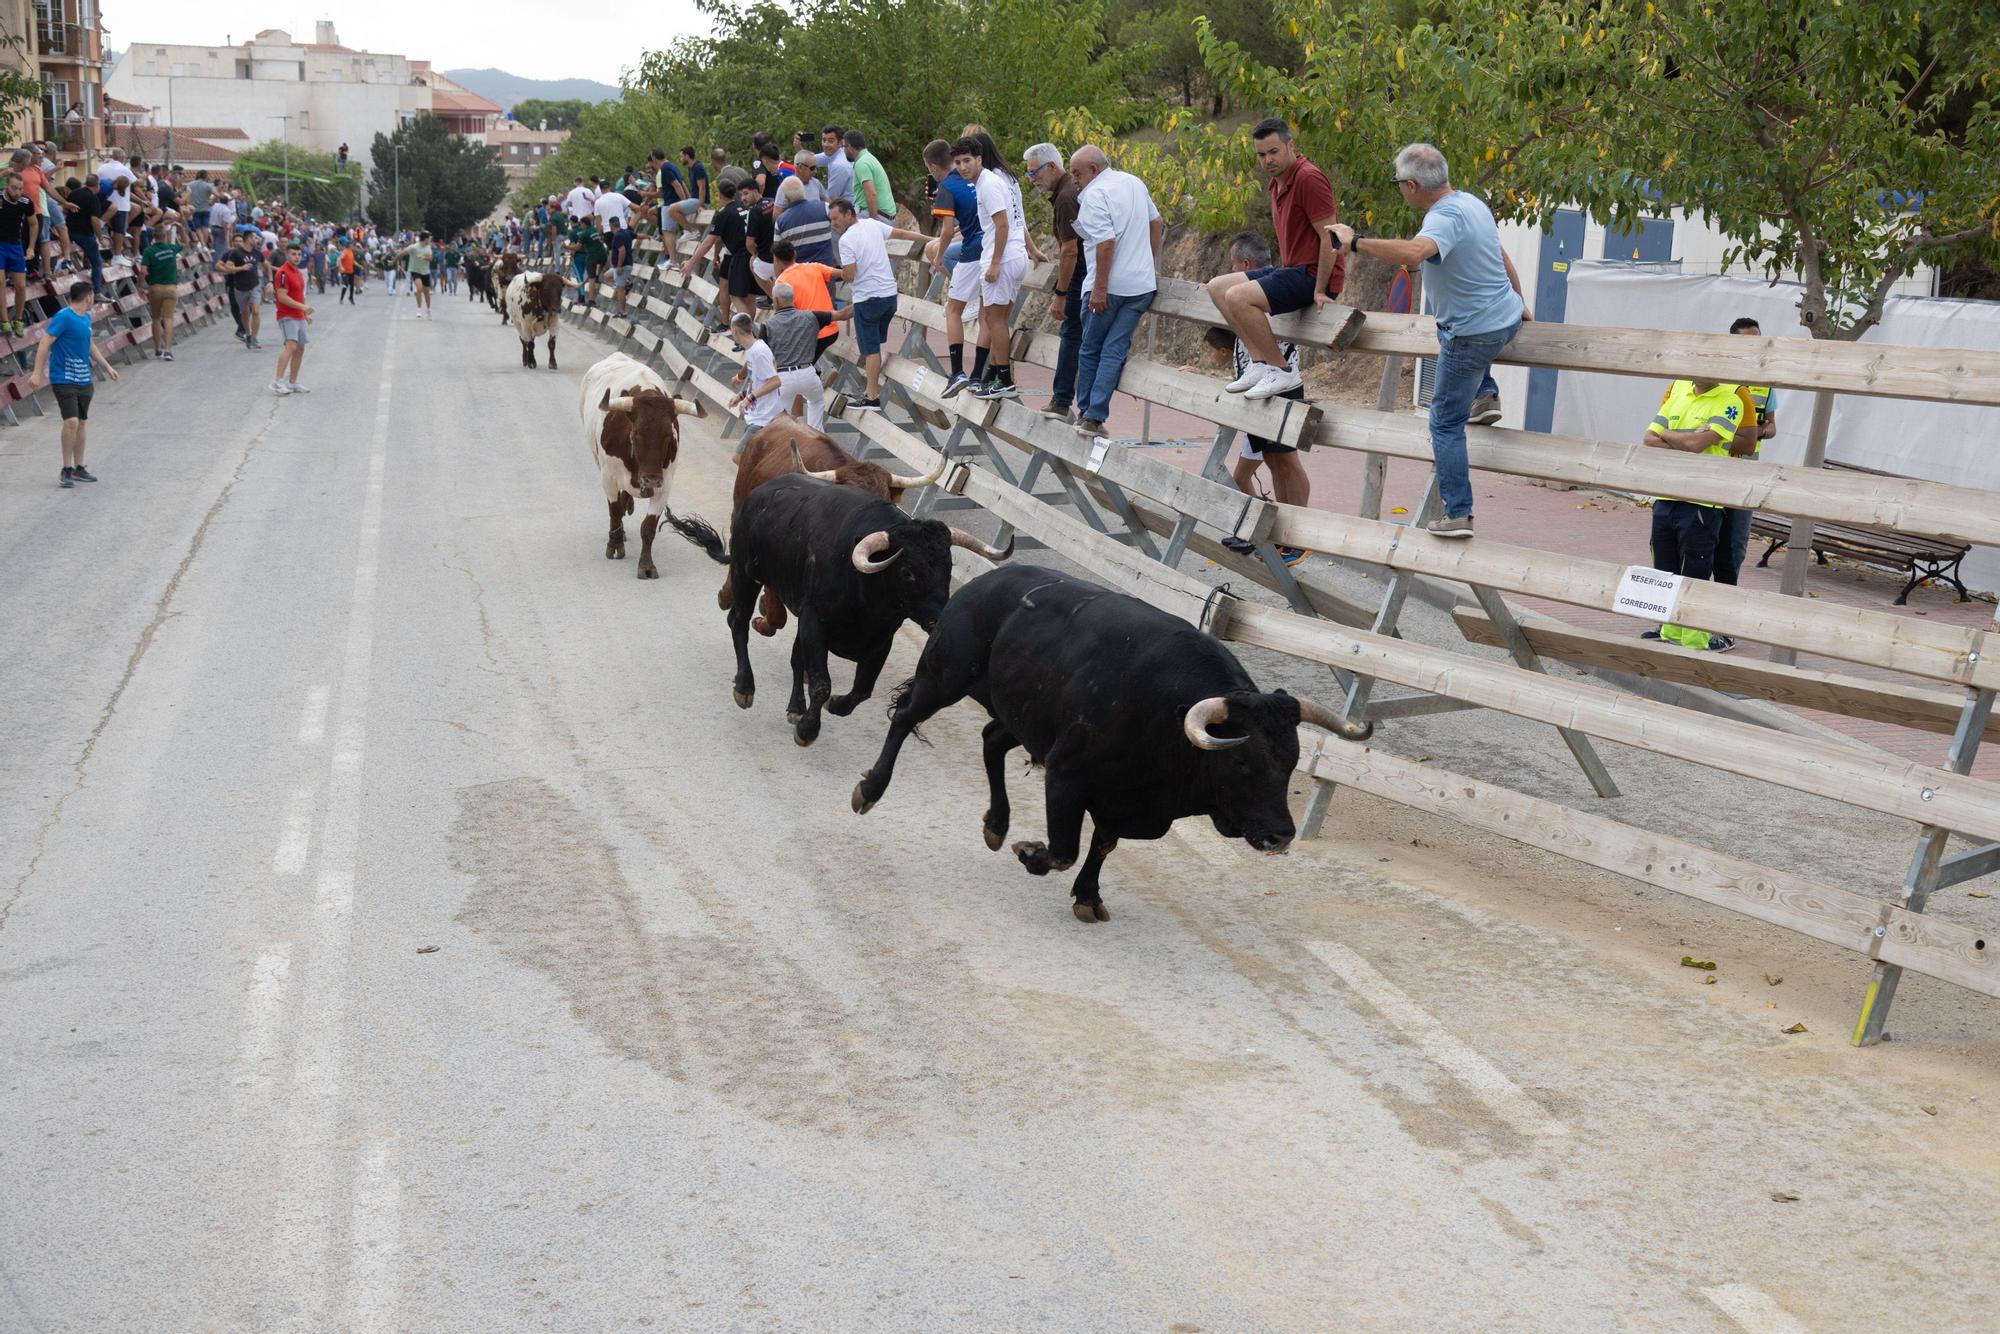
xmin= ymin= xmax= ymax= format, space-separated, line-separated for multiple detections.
xmin=669 ymin=474 xmax=1008 ymax=747
xmin=851 ymin=565 xmax=1372 ymax=922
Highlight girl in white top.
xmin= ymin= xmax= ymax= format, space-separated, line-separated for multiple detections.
xmin=962 ymin=132 xmax=1044 ymax=400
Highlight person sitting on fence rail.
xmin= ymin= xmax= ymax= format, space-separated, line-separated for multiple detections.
xmin=1210 ymin=232 xmax=1309 ymax=563
xmin=1068 ymin=144 xmax=1162 ymax=437
xmin=1327 ymin=142 xmax=1530 ymax=541
xmin=1207 ymin=119 xmax=1341 ymax=403
xmin=1715 ymin=316 xmax=1779 ymax=586
xmin=1640 ymin=376 xmax=1756 ymax=652
xmin=827 ymin=197 xmax=930 ymax=413
xmin=1023 ymin=142 xmax=1085 ymax=423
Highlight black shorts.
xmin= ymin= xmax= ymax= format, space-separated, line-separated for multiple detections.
xmin=810 ymin=335 xmax=834 ymax=364
xmin=412 ymin=272 xmax=431 ymax=288
xmin=52 ymin=382 xmax=92 ymax=420
xmin=1247 ymin=264 xmax=1339 ymax=316
xmin=1247 ymin=384 xmax=1306 ymax=455
xmin=107 ymin=212 xmax=129 ymax=235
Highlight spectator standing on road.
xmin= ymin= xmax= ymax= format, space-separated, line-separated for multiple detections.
xmin=1024 ymin=142 xmax=1084 ymax=421
xmin=32 ymin=282 xmax=118 ymax=487
xmin=137 ymin=218 xmax=183 ymax=361
xmin=400 ymin=232 xmax=437 ymax=318
xmin=0 ymin=172 xmax=38 ymax=336
xmin=828 ymin=197 xmax=929 ymax=411
xmin=565 ymin=214 xmax=608 ymax=311
xmin=1715 ymin=317 xmax=1778 ymax=585
xmin=1640 ymin=376 xmax=1753 ymax=651
xmin=1326 ymin=142 xmax=1529 ymax=539
xmin=220 ymin=227 xmax=265 ymax=347
xmin=337 ymin=240 xmax=357 ymax=303
xmin=271 ymin=241 xmax=313 ymax=397
xmin=844 ymin=131 xmax=893 ymax=221
xmin=1068 ymin=145 xmax=1162 ymax=438
xmin=1207 ymin=119 xmax=1342 ymax=403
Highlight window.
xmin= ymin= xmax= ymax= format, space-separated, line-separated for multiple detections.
xmin=298 ymin=111 xmax=310 ymax=129
xmin=172 ymin=62 xmax=187 ymax=76
xmin=328 ymin=68 xmax=342 ymax=81
xmin=144 ymin=62 xmax=156 ymax=76
xmin=237 ymin=60 xmax=251 ymax=79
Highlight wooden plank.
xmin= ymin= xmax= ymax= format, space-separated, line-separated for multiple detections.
xmin=1305 ymin=405 xmax=2000 ymax=547
xmin=1301 ymin=739 xmax=2000 ymax=999
xmin=878 ymin=356 xmax=1269 ymax=540
xmin=1344 ymin=314 xmax=2000 ymax=408
xmin=1014 ymin=328 xmax=1316 ymax=449
xmin=1228 ymin=601 xmax=2000 ymax=843
xmin=1146 ymin=275 xmax=1367 ymax=350
xmin=1452 ymin=604 xmax=1999 ymax=742
xmin=1270 ymin=504 xmax=1998 ymax=691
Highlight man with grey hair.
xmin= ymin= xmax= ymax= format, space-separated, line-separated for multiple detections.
xmin=1025 ymin=141 xmax=1086 ymax=420
xmin=774 ymin=175 xmax=836 ymax=267
xmin=1328 ymin=142 xmax=1529 ymax=539
xmin=757 ymin=281 xmax=846 ymax=429
xmin=1069 ymin=144 xmax=1161 ymax=436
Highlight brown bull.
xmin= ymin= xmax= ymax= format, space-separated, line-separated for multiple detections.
xmin=719 ymin=418 xmax=947 ymax=636
xmin=494 ymin=253 xmax=523 ymax=323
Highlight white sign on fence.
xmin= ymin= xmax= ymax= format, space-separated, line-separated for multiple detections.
xmin=1612 ymin=566 xmax=1686 ymax=622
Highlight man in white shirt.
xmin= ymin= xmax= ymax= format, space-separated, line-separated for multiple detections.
xmin=727 ymin=312 xmax=785 ymax=430
xmin=98 ymin=151 xmax=136 ymax=258
xmin=563 ymin=178 xmax=594 ymax=221
xmin=828 ymin=197 xmax=928 ymax=411
xmin=592 ymin=186 xmax=631 ymax=232
xmin=1067 ymin=145 xmax=1161 ymax=437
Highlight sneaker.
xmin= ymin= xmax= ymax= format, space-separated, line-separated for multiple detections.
xmin=1243 ymin=364 xmax=1304 ymax=399
xmin=1639 ymin=628 xmax=1663 ymax=641
xmin=1469 ymin=395 xmax=1502 ymax=426
xmin=1426 ymin=515 xmax=1475 ymax=539
xmin=1276 ymin=545 xmax=1308 ymax=566
xmin=287 ymin=383 xmax=310 ymax=393
xmin=234 ymin=328 xmax=246 ymax=342
xmin=940 ymin=371 xmax=971 ymax=398
xmin=271 ymin=380 xmax=292 ymax=396
xmin=59 ymin=469 xmax=74 ymax=488
xmin=1040 ymin=401 xmax=1072 ymax=420
xmin=848 ymin=396 xmax=882 ymax=413
xmin=974 ymin=380 xmax=1021 ymax=400
xmin=1225 ymin=362 xmax=1272 ymax=393
xmin=1220 ymin=536 xmax=1258 ymax=556
xmin=161 ymin=351 xmax=174 ymax=361
xmin=153 ymin=348 xmax=163 ymax=359
xmin=1704 ymin=635 xmax=1738 ymax=653
xmin=1077 ymin=418 xmax=1106 ymax=437
xmin=70 ymin=465 xmax=97 ymax=483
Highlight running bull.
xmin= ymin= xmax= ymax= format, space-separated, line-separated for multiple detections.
xmin=505 ymin=268 xmax=566 ymax=366
xmin=850 ymin=565 xmax=1373 ymax=922
xmin=669 ymin=473 xmax=1011 ymax=747
xmin=580 ymin=351 xmax=703 ymax=579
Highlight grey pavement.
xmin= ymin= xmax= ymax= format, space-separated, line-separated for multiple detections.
xmin=2 ymin=286 xmax=1997 ymax=1332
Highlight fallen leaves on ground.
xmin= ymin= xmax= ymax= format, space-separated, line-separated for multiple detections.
xmin=1782 ymin=1022 xmax=1808 ymax=1034
xmin=1920 ymin=1105 xmax=1939 ymax=1116
xmin=1770 ymin=1191 xmax=1801 ymax=1203
xmin=1765 ymin=974 xmax=1783 ymax=985
xmin=417 ymin=944 xmax=441 ymax=954
xmin=1680 ymin=956 xmax=1717 ymax=970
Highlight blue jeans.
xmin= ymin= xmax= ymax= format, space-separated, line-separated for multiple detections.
xmin=940 ymin=238 xmax=962 ymax=274
xmin=1049 ymin=264 xmax=1086 ymax=410
xmin=74 ymin=230 xmax=105 ymax=295
xmin=1428 ymin=320 xmax=1519 ymax=519
xmin=1075 ymin=290 xmax=1154 ymax=424
xmin=1715 ymin=507 xmax=1753 ymax=585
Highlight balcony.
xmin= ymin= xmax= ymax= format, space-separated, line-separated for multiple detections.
xmin=36 ymin=22 xmax=103 ymax=64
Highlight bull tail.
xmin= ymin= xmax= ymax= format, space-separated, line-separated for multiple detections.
xmin=664 ymin=509 xmax=729 ymax=564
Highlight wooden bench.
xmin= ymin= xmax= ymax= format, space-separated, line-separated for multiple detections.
xmin=1751 ymin=460 xmax=1972 ymax=604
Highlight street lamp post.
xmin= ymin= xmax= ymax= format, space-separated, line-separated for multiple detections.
xmin=393 ymin=143 xmax=401 ymax=235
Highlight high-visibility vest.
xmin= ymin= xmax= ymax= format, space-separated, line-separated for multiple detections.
xmin=1651 ymin=380 xmax=1746 ymax=506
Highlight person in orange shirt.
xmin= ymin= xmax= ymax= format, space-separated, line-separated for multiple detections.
xmin=768 ymin=239 xmax=840 ymax=364
xmin=337 ymin=241 xmax=357 ymax=304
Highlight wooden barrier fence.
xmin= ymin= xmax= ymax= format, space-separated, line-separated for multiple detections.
xmin=521 ymin=206 xmax=1999 ymax=1047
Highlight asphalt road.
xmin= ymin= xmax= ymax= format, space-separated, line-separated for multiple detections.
xmin=3 ymin=287 xmax=1997 ymax=1333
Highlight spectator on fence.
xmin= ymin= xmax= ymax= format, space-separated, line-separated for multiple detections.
xmin=741 ymin=177 xmax=777 ymax=300
xmin=1215 ymin=233 xmax=1310 ymax=559
xmin=64 ymin=176 xmax=105 ymax=296
xmin=32 ymin=281 xmax=118 ymax=487
xmin=727 ymin=310 xmax=785 ymax=431
xmin=649 ymin=147 xmax=702 ymax=243
xmin=924 ymin=138 xmax=984 ymax=398
xmin=755 ymin=142 xmax=795 ymax=201
xmin=221 ymin=226 xmax=265 ymax=348
xmin=961 ymin=133 xmax=1044 ymax=400
xmin=687 ymin=178 xmax=751 ymax=320
xmin=186 ymin=169 xmax=214 ymax=225
xmin=0 ymin=172 xmax=38 ymax=336
xmin=13 ymin=147 xmax=49 ymax=280
xmin=1326 ymin=142 xmax=1529 ymax=539
xmin=769 ymin=239 xmax=841 ymax=364
xmin=816 ymin=127 xmax=854 ymax=206
xmin=774 ymin=176 xmax=836 ymax=267
xmin=1715 ymin=317 xmax=1779 ymax=586
xmin=1024 ymin=142 xmax=1084 ymax=421
xmin=1068 ymin=144 xmax=1162 ymax=438
xmin=207 ymin=191 xmax=232 ymax=256
xmin=1640 ymin=376 xmax=1755 ymax=651
xmin=760 ymin=283 xmax=850 ymax=429
xmin=607 ymin=218 xmax=636 ymax=317
xmin=828 ymin=196 xmax=929 ymax=411
xmin=136 ymin=217 xmax=183 ymax=361
xmin=844 ymin=130 xmax=893 ymax=221
xmin=1205 ymin=119 xmax=1340 ymax=406
xmin=791 ymin=152 xmax=827 ymax=204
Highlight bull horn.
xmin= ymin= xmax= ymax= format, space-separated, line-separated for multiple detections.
xmin=606 ymin=395 xmax=636 ymax=413
xmin=886 ymin=449 xmax=948 ymax=491
xmin=948 ymin=527 xmax=1014 ymax=561
xmin=1183 ymin=697 xmax=1248 ymax=752
xmin=789 ymin=441 xmax=842 ymax=483
xmin=1298 ymin=696 xmax=1374 ymax=743
xmin=671 ymin=397 xmax=704 ymax=419
xmin=851 ymin=530 xmax=900 ymax=573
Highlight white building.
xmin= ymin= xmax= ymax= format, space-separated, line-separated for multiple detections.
xmin=104 ymin=21 xmax=431 ymax=179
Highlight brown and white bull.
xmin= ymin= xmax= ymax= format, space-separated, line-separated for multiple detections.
xmin=720 ymin=418 xmax=946 ymax=636
xmin=506 ymin=269 xmax=566 ymax=368
xmin=493 ymin=252 xmax=524 ymax=323
xmin=580 ymin=351 xmax=704 ymax=578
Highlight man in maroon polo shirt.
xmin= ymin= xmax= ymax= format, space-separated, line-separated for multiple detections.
xmin=1206 ymin=118 xmax=1343 ymax=399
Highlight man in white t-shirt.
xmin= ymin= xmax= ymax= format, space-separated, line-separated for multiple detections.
xmin=563 ymin=179 xmax=595 ymax=220
xmin=592 ymin=187 xmax=631 ymax=232
xmin=1068 ymin=145 xmax=1162 ymax=437
xmin=828 ymin=197 xmax=927 ymax=411
xmin=98 ymin=152 xmax=137 ymax=258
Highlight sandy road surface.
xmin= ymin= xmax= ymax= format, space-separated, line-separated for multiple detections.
xmin=2 ymin=287 xmax=1997 ymax=1332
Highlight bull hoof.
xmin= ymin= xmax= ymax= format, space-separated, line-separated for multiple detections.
xmin=786 ymin=708 xmax=805 ymax=725
xmin=982 ymin=817 xmax=1006 ymax=851
xmin=1071 ymin=900 xmax=1111 ymax=924
xmin=607 ymin=546 xmax=624 ymax=560
xmin=794 ymin=716 xmax=822 ymax=747
xmin=637 ymin=562 xmax=658 ymax=580
xmin=732 ymin=686 xmax=754 ymax=709
xmin=852 ymin=778 xmax=877 ymax=815
xmin=826 ymin=694 xmax=859 ymax=718
xmin=752 ymin=618 xmax=778 ymax=638
xmin=1012 ymin=841 xmax=1052 ymax=876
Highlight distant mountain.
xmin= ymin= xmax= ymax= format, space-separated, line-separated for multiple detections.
xmin=443 ymin=69 xmax=621 ymax=111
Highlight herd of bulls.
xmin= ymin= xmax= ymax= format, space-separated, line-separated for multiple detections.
xmin=555 ymin=337 xmax=1372 ymax=923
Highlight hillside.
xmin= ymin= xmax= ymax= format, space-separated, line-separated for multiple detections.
xmin=443 ymin=68 xmax=620 ymax=111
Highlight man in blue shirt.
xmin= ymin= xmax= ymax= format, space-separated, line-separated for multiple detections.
xmin=1329 ymin=142 xmax=1529 ymax=538
xmin=921 ymin=138 xmax=985 ymax=396
xmin=31 ymin=282 xmax=119 ymax=487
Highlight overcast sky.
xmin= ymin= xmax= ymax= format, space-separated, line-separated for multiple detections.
xmin=117 ymin=2 xmax=709 ymax=86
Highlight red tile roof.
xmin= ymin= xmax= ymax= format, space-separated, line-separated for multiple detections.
xmin=107 ymin=126 xmax=241 ymax=164
xmin=430 ymin=88 xmax=501 ymax=115
xmin=106 ymin=95 xmax=149 ymax=113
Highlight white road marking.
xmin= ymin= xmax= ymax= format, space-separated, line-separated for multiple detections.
xmin=272 ymin=786 xmax=315 ymax=875
xmin=282 ymin=321 xmax=396 ymax=1325
xmin=298 ymin=685 xmax=330 ymax=745
xmin=1307 ymin=940 xmax=1568 ymax=1138
xmin=1703 ymin=1283 xmax=1810 ymax=1333
xmin=347 ymin=1138 xmax=403 ymax=1332
xmin=238 ymin=943 xmax=294 ymax=1073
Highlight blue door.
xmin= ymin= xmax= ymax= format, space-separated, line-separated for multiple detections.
xmin=1603 ymin=216 xmax=1676 ymax=262
xmin=1523 ymin=209 xmax=1584 ymax=434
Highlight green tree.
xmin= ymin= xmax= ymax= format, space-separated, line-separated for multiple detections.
xmin=1189 ymin=0 xmax=2000 ymax=341
xmin=509 ymin=97 xmax=595 ymax=132
xmin=518 ymin=86 xmax=700 ymax=211
xmin=365 ymin=115 xmax=506 ymax=237
xmin=230 ymin=140 xmax=360 ymax=219
xmin=1109 ymin=0 xmax=1296 ymax=111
